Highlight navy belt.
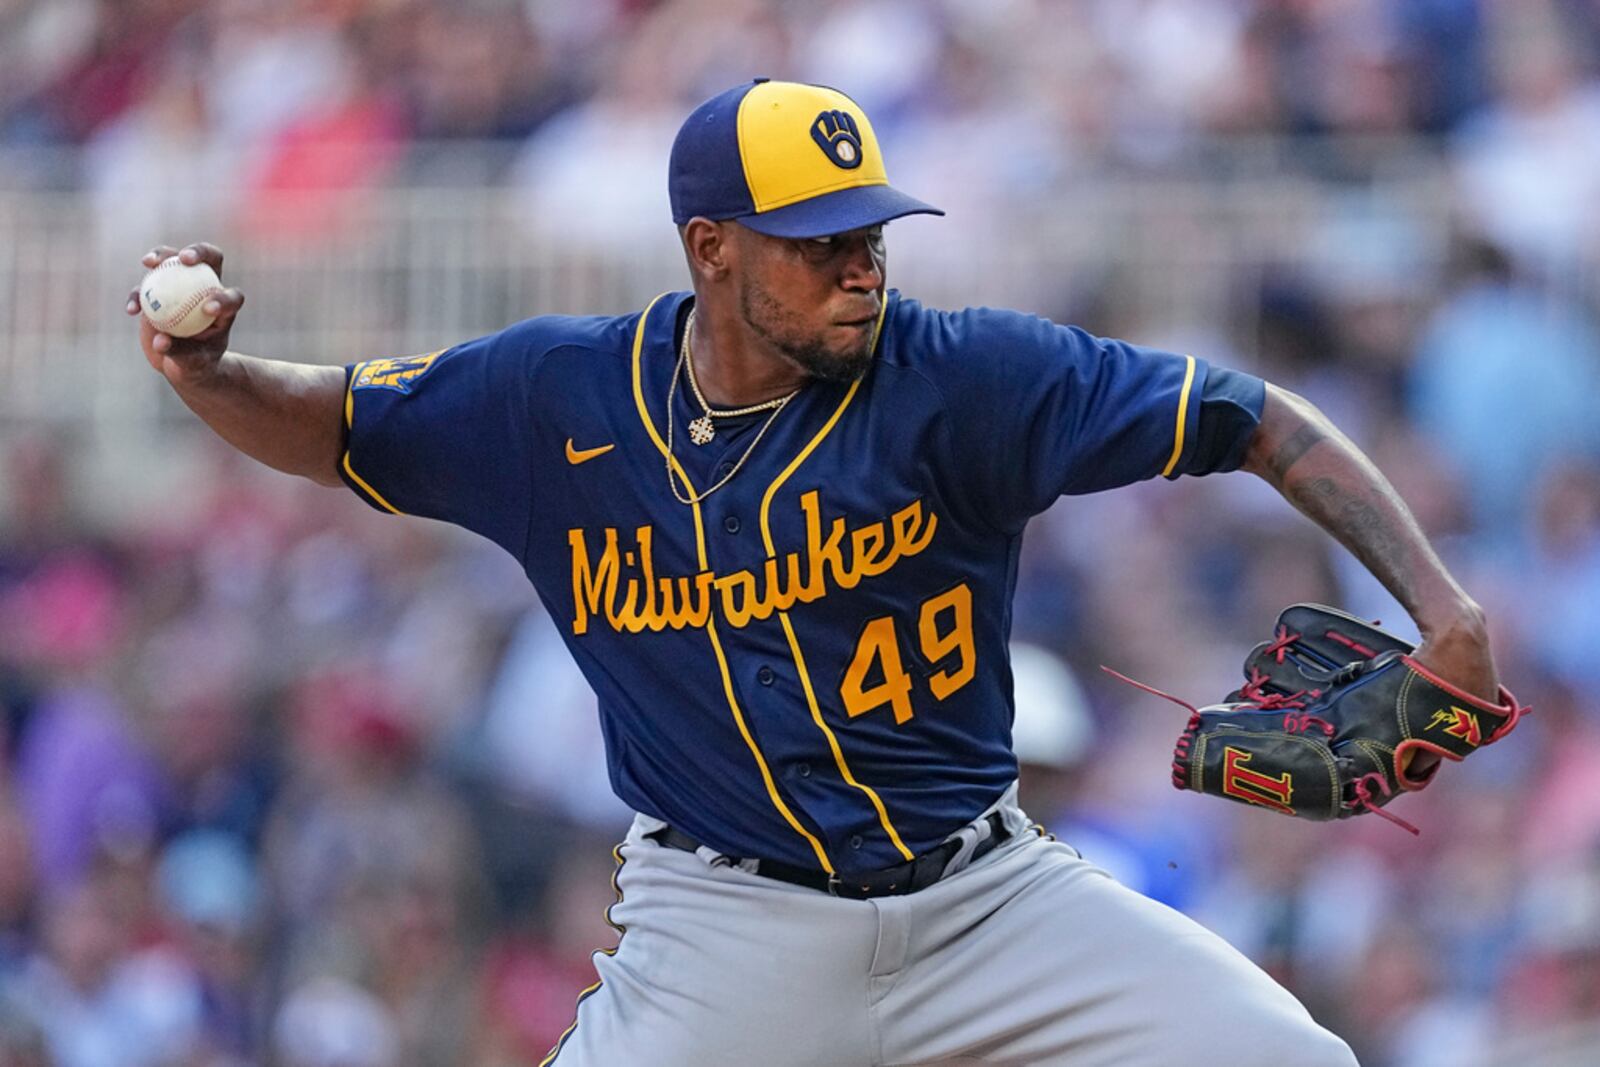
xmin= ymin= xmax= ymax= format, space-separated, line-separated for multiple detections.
xmin=648 ymin=812 xmax=1011 ymax=900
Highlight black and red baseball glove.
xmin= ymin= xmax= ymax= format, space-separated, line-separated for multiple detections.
xmin=1110 ymin=604 xmax=1528 ymax=834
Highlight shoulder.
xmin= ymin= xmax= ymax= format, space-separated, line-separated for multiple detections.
xmin=349 ymin=308 xmax=653 ymax=414
xmin=477 ymin=309 xmax=643 ymax=370
xmin=878 ymin=293 xmax=1103 ymax=395
xmin=883 ymin=294 xmax=1098 ymax=363
xmin=382 ymin=309 xmax=649 ymax=401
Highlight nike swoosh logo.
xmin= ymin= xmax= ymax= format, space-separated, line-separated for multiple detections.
xmin=566 ymin=439 xmax=615 ymax=465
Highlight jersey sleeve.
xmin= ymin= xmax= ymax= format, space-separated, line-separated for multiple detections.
xmin=909 ymin=305 xmax=1264 ymax=529
xmin=339 ymin=319 xmax=554 ymax=558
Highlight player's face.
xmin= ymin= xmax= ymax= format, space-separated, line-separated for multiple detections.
xmin=734 ymin=224 xmax=886 ymax=383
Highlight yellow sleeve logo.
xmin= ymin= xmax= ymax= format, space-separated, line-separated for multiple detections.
xmin=353 ymin=352 xmax=443 ymax=394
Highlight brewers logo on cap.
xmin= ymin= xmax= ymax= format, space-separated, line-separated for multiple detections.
xmin=668 ymin=79 xmax=943 ymax=239
xmin=811 ymin=110 xmax=863 ymax=169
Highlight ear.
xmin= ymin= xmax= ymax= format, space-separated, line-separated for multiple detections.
xmin=682 ymin=218 xmax=733 ymax=282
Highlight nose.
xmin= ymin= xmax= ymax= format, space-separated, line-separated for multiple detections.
xmin=839 ymin=234 xmax=884 ymax=292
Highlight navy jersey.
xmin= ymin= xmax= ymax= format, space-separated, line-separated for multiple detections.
xmin=340 ymin=291 xmax=1264 ymax=872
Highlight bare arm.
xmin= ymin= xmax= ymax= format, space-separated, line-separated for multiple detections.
xmin=1241 ymin=383 xmax=1498 ymax=704
xmin=127 ymin=243 xmax=346 ymax=487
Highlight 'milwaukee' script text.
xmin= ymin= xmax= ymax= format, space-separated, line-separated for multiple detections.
xmin=568 ymin=490 xmax=937 ymax=633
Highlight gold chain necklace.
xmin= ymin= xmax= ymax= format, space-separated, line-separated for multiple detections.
xmin=680 ymin=310 xmax=796 ymax=445
xmin=666 ymin=310 xmax=797 ymax=506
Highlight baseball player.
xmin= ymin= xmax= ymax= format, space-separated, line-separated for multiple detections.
xmin=127 ymin=80 xmax=1507 ymax=1066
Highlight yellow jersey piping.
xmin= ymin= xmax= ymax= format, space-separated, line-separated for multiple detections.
xmin=757 ymin=299 xmax=912 ymax=860
xmin=776 ymin=612 xmax=912 ymax=860
xmin=1160 ymin=354 xmax=1197 ymax=478
xmin=341 ymin=361 xmax=403 ymax=515
xmin=629 ymin=294 xmax=833 ymax=872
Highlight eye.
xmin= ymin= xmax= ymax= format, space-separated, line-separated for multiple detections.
xmin=798 ymin=236 xmax=837 ymax=261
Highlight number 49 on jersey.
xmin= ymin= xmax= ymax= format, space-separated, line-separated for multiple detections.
xmin=841 ymin=583 xmax=975 ymax=724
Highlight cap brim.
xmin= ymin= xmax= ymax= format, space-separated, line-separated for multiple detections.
xmin=738 ymin=184 xmax=943 ymax=239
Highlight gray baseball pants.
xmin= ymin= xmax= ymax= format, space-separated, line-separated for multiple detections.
xmin=543 ymin=789 xmax=1359 ymax=1066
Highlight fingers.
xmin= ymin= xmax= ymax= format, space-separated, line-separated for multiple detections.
xmin=133 ymin=242 xmax=233 ymax=318
xmin=143 ymin=290 xmax=244 ymax=350
xmin=196 ymin=288 xmax=245 ymax=334
xmin=179 ymin=242 xmax=224 ymax=274
xmin=140 ymin=242 xmax=224 ymax=274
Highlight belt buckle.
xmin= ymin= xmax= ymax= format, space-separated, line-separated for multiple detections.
xmin=836 ymin=866 xmax=909 ymax=900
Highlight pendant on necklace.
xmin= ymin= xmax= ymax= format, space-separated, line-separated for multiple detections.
xmin=688 ymin=415 xmax=716 ymax=445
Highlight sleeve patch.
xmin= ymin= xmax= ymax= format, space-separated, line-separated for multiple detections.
xmin=352 ymin=352 xmax=443 ymax=394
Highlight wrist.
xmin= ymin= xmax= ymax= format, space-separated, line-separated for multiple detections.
xmin=1415 ymin=596 xmax=1486 ymax=644
xmin=1412 ymin=598 xmax=1498 ymax=704
xmin=163 ymin=348 xmax=233 ymax=392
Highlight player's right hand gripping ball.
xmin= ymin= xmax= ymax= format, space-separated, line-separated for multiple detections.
xmin=139 ymin=255 xmax=224 ymax=338
xmin=1169 ymin=604 xmax=1527 ymax=833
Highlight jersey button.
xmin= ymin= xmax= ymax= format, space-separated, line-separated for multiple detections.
xmin=723 ymin=515 xmax=741 ymax=534
xmin=849 ymin=835 xmax=865 ymax=850
xmin=757 ymin=665 xmax=775 ymax=686
xmin=716 ymin=461 xmax=736 ymax=480
xmin=796 ymin=763 xmax=811 ymax=778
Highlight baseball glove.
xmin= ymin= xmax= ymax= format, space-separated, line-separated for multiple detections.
xmin=1109 ymin=604 xmax=1528 ymax=834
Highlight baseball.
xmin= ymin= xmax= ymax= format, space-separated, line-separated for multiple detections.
xmin=139 ymin=256 xmax=224 ymax=338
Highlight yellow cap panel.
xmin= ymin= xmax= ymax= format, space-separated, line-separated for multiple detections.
xmin=736 ymin=82 xmax=889 ymax=212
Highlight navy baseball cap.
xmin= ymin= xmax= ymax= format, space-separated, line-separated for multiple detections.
xmin=669 ymin=79 xmax=943 ymax=239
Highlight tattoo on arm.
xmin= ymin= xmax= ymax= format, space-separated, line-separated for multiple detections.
xmin=1248 ymin=385 xmax=1467 ymax=624
xmin=1287 ymin=475 xmax=1420 ymax=609
xmin=1246 ymin=386 xmax=1485 ymax=678
xmin=1263 ymin=423 xmax=1326 ymax=487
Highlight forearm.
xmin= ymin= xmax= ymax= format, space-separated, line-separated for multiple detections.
xmin=167 ymin=352 xmax=347 ymax=487
xmin=1241 ymin=383 xmax=1481 ymax=640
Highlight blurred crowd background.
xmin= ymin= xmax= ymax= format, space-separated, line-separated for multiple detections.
xmin=2 ymin=0 xmax=1600 ymax=1065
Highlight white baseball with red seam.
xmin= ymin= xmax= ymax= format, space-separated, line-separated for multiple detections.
xmin=139 ymin=256 xmax=223 ymax=338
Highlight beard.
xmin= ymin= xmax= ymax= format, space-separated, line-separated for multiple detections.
xmin=739 ymin=277 xmax=877 ymax=383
